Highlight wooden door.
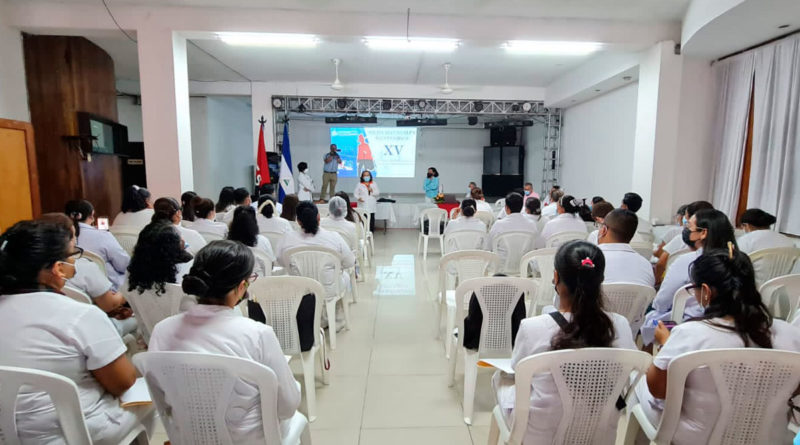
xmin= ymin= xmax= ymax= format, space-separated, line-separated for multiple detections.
xmin=0 ymin=119 xmax=40 ymax=231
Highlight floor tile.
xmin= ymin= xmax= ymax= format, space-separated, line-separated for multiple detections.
xmin=307 ymin=375 xmax=368 ymax=430
xmin=360 ymin=426 xmax=472 ymax=445
xmin=362 ymin=375 xmax=465 ymax=428
xmin=309 ymin=428 xmax=361 ymax=445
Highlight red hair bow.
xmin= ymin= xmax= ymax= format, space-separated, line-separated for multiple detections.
xmin=581 ymin=257 xmax=595 ymax=268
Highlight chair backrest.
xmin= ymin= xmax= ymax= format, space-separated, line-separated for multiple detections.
xmin=759 ymin=274 xmax=800 ymax=322
xmin=82 ymin=249 xmax=107 ymax=276
xmin=0 ymin=366 xmax=93 ymax=445
xmin=665 ymin=247 xmax=691 ymax=271
xmin=454 ymin=277 xmax=535 ymax=356
xmin=629 ymin=241 xmax=654 ymax=259
xmin=444 ymin=230 xmax=487 ymax=253
xmin=110 ymin=226 xmax=140 ymax=256
xmin=601 ymin=283 xmax=657 ymax=336
xmin=124 ymin=282 xmax=187 ymax=343
xmin=449 ymin=207 xmax=460 ymax=220
xmin=474 ymin=211 xmax=495 ymax=230
xmin=355 ymin=208 xmax=371 ymax=229
xmin=584 ymin=221 xmax=596 ymax=233
xmin=438 ymin=250 xmax=499 ymax=300
xmin=519 ymin=248 xmax=558 ymax=315
xmin=133 ymin=351 xmax=284 ymax=445
xmin=317 ymin=205 xmax=330 ymax=218
xmin=492 ymin=231 xmax=537 ymax=275
xmin=62 ymin=285 xmax=93 ymax=305
xmin=652 ymin=348 xmax=800 ymax=445
xmin=669 ymin=284 xmax=693 ymax=322
xmin=493 ymin=199 xmax=506 ymax=212
xmin=251 ymin=276 xmax=324 ymax=356
xmin=284 ymin=245 xmax=342 ymax=299
xmin=420 ymin=208 xmax=448 ymax=238
xmin=260 ymin=231 xmax=284 ymax=253
xmin=748 ymin=247 xmax=800 ymax=288
xmin=545 ymin=231 xmax=587 ymax=248
xmin=251 ymin=248 xmax=273 ymax=278
xmin=326 ymin=226 xmax=357 ymax=252
xmin=507 ymin=349 xmax=652 ymax=445
xmin=197 ymin=231 xmax=224 ymax=243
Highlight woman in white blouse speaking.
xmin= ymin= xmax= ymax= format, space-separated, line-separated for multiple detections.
xmin=149 ymin=240 xmax=301 ymax=442
xmin=0 ymin=220 xmax=156 ymax=443
xmin=354 ymin=170 xmax=380 ymax=232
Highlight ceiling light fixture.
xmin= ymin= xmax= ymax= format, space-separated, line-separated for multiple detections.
xmin=364 ymin=36 xmax=460 ymax=52
xmin=503 ymin=40 xmax=602 ymax=56
xmin=217 ymin=32 xmax=318 ymax=47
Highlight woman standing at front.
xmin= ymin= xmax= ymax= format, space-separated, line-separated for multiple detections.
xmin=354 ymin=170 xmax=380 ymax=232
xmin=424 ymin=167 xmax=440 ymax=202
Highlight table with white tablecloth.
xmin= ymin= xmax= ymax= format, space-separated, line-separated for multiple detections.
xmin=353 ymin=195 xmax=439 ymax=231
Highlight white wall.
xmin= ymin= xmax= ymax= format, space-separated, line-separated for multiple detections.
xmin=0 ymin=18 xmax=29 ymax=121
xmin=559 ymin=82 xmax=639 ymax=203
xmin=116 ymin=96 xmax=143 ymax=141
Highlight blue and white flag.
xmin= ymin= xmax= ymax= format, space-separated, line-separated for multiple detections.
xmin=278 ymin=123 xmax=295 ymax=203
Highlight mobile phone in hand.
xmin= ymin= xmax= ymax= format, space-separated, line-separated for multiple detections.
xmin=97 ymin=217 xmax=109 ymax=231
xmin=661 ymin=321 xmax=678 ymax=331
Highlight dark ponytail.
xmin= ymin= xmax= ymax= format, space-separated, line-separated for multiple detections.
xmin=461 ymin=199 xmax=477 ymax=217
xmin=690 ymin=247 xmax=773 ymax=348
xmin=559 ymin=195 xmax=581 ymax=215
xmin=181 ymin=191 xmax=197 ymax=222
xmin=65 ymin=199 xmax=94 ymax=237
xmin=0 ymin=221 xmax=72 ymax=294
xmin=183 ymin=240 xmax=254 ymax=304
xmin=551 ymin=240 xmax=615 ymax=350
xmin=525 ymin=197 xmax=541 ymax=216
xmin=258 ymin=195 xmax=275 ymax=218
xmin=296 ymin=201 xmax=319 ymax=235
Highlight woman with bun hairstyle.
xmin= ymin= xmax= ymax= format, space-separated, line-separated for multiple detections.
xmin=190 ymin=196 xmax=229 ymax=238
xmin=112 ymin=185 xmax=154 ymax=231
xmin=127 ymin=220 xmax=193 ymax=295
xmin=537 ymin=194 xmax=589 ymax=248
xmin=0 ymin=220 xmax=156 ymax=443
xmin=66 ymin=199 xmax=130 ymax=290
xmin=444 ymin=199 xmax=487 ymax=236
xmin=493 ymin=240 xmax=635 ymax=444
xmin=634 ymin=247 xmax=800 ymax=444
xmin=149 ymin=240 xmax=301 ymax=442
xmin=736 ymin=208 xmax=794 ymax=253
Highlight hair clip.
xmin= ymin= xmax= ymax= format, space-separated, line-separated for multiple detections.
xmin=580 ymin=257 xmax=595 ymax=268
xmin=727 ymin=241 xmax=735 ymax=259
xmin=0 ymin=240 xmax=7 ymax=251
xmin=132 ymin=184 xmax=140 ymax=190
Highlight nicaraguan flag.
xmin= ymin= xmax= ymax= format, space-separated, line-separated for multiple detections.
xmin=278 ymin=122 xmax=295 ymax=203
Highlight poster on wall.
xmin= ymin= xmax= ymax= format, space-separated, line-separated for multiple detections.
xmin=330 ymin=127 xmax=418 ymax=178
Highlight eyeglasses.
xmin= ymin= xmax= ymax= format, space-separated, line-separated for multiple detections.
xmin=246 ymin=274 xmax=258 ymax=284
xmin=685 ymin=284 xmax=702 ymax=296
xmin=66 ymin=247 xmax=84 ymax=261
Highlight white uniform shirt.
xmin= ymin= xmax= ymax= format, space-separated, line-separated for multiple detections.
xmin=538 ymin=213 xmax=587 ymax=248
xmin=660 ymin=225 xmax=683 ymax=244
xmin=736 ymin=229 xmax=795 ymax=254
xmin=663 ymin=233 xmax=689 ymax=255
xmin=276 ymin=228 xmax=356 ymax=298
xmin=587 ymin=229 xmax=599 ymax=245
xmin=68 ymin=258 xmax=113 ymax=298
xmin=257 ymin=214 xmax=292 ymax=234
xmin=190 ymin=218 xmax=228 ymax=238
xmin=599 ymin=243 xmax=656 ymax=287
xmin=354 ymin=182 xmax=380 ymax=213
xmin=444 ymin=216 xmax=487 ymax=236
xmin=0 ymin=291 xmax=133 ymax=443
xmin=540 ymin=203 xmax=558 ymax=219
xmin=476 ymin=200 xmax=493 ymax=213
xmin=149 ymin=304 xmax=301 ymax=442
xmin=638 ymin=318 xmax=800 ymax=445
xmin=641 ymin=249 xmax=702 ymax=344
xmin=111 ymin=208 xmax=154 ymax=231
xmin=320 ymin=217 xmax=358 ymax=249
xmin=297 ymin=171 xmax=315 ymax=201
xmin=177 ymin=224 xmax=207 ymax=256
xmin=497 ymin=311 xmax=636 ymax=445
xmin=487 ymin=212 xmax=540 ymax=250
xmin=77 ymin=222 xmax=130 ymax=291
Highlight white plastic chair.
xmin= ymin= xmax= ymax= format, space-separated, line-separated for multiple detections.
xmin=601 ymin=283 xmax=657 ymax=336
xmin=133 ymin=352 xmax=310 ymax=445
xmin=261 ymin=230 xmax=286 ymax=255
xmin=545 ymin=231 xmax=587 ymax=248
xmin=435 ymin=250 xmax=500 ymax=359
xmin=519 ymin=248 xmax=558 ymax=316
xmin=665 ymin=247 xmax=691 ymax=272
xmin=285 ymin=246 xmax=350 ymax=349
xmin=748 ymin=247 xmax=800 ymax=288
xmin=629 ymin=348 xmax=800 ymax=445
xmin=668 ymin=285 xmax=693 ymax=322
xmin=492 ymin=231 xmax=537 ymax=276
xmin=354 ymin=208 xmax=374 ymax=255
xmin=759 ymin=274 xmax=800 ymax=323
xmin=62 ymin=285 xmax=93 ymax=305
xmin=449 ymin=207 xmax=460 ymax=220
xmin=493 ymin=199 xmax=506 ymax=213
xmin=123 ymin=282 xmax=186 ymax=344
xmin=110 ymin=226 xmax=140 ymax=256
xmin=322 ymin=226 xmax=359 ymax=303
xmin=488 ymin=349 xmax=652 ymax=445
xmin=352 ymin=217 xmax=370 ymax=268
xmin=197 ymin=231 xmax=224 ymax=243
xmin=630 ymin=241 xmax=654 ymax=260
xmin=444 ymin=229 xmax=487 ymax=254
xmin=418 ymin=207 xmax=448 ymax=261
xmin=82 ymin=249 xmax=107 ymax=277
xmin=251 ymin=276 xmax=329 ymax=422
xmin=448 ymin=277 xmax=535 ymax=425
xmin=475 ymin=211 xmax=496 ymax=230
xmin=252 ymin=248 xmax=273 ymax=279
xmin=636 ymin=230 xmax=655 ymax=244
xmin=0 ymin=366 xmax=149 ymax=445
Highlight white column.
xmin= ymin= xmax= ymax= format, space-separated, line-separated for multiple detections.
xmin=632 ymin=41 xmax=683 ymax=223
xmin=137 ymin=27 xmax=193 ymax=198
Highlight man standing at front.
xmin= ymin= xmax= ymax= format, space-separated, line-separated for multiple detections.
xmin=321 ymin=144 xmax=342 ymax=201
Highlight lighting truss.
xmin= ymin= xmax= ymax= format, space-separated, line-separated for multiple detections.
xmin=274 ymin=96 xmax=554 ymax=116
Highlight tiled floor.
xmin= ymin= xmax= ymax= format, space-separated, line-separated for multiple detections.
xmin=149 ymin=230 xmax=495 ymax=444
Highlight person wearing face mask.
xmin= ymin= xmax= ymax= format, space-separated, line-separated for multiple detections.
xmin=736 ymin=208 xmax=794 ymax=254
xmin=0 ymin=220 xmax=157 ymax=443
xmin=586 ymin=201 xmax=614 ymax=245
xmin=596 ymin=209 xmax=655 ymax=287
xmin=654 ymin=201 xmax=714 ymax=284
xmin=424 ymin=167 xmax=440 ymax=202
xmin=633 ymin=247 xmax=800 ymax=445
xmin=640 ymin=209 xmax=737 ymax=346
xmin=296 ymin=161 xmax=315 ymax=202
xmin=149 ymin=240 xmax=303 ymax=442
xmin=354 ymin=170 xmax=380 ymax=232
xmin=523 ymin=182 xmax=540 ymax=200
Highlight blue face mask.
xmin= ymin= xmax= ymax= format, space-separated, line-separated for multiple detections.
xmin=524 ymin=190 xmax=531 ymax=196
xmin=682 ymin=216 xmax=688 ymax=226
xmin=362 ymin=176 xmax=371 ymax=182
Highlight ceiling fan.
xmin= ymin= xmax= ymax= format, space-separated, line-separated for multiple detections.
xmin=330 ymin=58 xmax=344 ymax=91
xmin=440 ymin=63 xmax=453 ymax=94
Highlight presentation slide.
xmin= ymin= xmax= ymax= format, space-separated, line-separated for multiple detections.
xmin=330 ymin=127 xmax=417 ymax=178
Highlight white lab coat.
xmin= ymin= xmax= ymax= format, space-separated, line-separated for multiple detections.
xmin=111 ymin=208 xmax=154 ymax=231
xmin=190 ymin=217 xmax=228 ymax=238
xmin=486 ymin=212 xmax=540 ymax=250
xmin=297 ymin=171 xmax=315 ymax=201
xmin=599 ymin=243 xmax=656 ymax=287
xmin=256 ymin=214 xmax=292 ymax=234
xmin=77 ymin=222 xmax=130 ymax=291
xmin=444 ymin=216 xmax=487 ymax=236
xmin=354 ymin=181 xmax=380 ymax=213
xmin=320 ymin=217 xmax=358 ymax=250
xmin=537 ymin=213 xmax=587 ymax=248
xmin=736 ymin=229 xmax=795 ymax=253
xmin=476 ymin=200 xmax=493 ymax=213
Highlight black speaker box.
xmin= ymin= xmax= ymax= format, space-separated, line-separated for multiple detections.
xmin=490 ymin=126 xmax=517 ymax=146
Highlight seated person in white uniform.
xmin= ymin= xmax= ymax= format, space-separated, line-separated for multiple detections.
xmin=736 ymin=208 xmax=795 ymax=253
xmin=127 ymin=220 xmax=194 ymax=297
xmin=152 ymin=197 xmax=207 ymax=256
xmin=537 ymin=195 xmax=588 ymax=248
xmin=222 ymin=188 xmax=253 ymax=226
xmin=655 ymin=201 xmax=714 ymax=284
xmin=66 ymin=199 xmax=130 ymax=291
xmin=653 ymin=204 xmax=688 ymax=258
xmin=321 ymin=196 xmax=358 ymax=249
xmin=335 ymin=191 xmax=365 ymax=227
xmin=149 ymin=241 xmax=302 ymax=442
xmin=493 ymin=241 xmax=636 ymax=445
xmin=445 ymin=199 xmax=487 ymax=235
xmin=189 ymin=197 xmax=229 ymax=238
xmin=620 ymin=192 xmax=652 ymax=238
xmin=641 ymin=209 xmax=738 ymax=345
xmin=0 ymin=220 xmax=156 ymax=443
xmin=214 ymin=186 xmax=236 ymax=222
xmin=180 ymin=191 xmax=197 ymax=224
xmin=280 ymin=194 xmax=302 ymax=232
xmin=523 ymin=196 xmax=546 ymax=228
xmin=257 ymin=195 xmax=292 ymax=234
xmin=111 ymin=185 xmax=154 ymax=231
xmin=586 ymin=201 xmax=614 ymax=245
xmin=470 ymin=187 xmax=494 ymax=214
xmin=597 ymin=209 xmax=656 ymax=287
xmin=487 ymin=192 xmax=540 ymax=252
xmin=540 ymin=187 xmax=563 ymax=219
xmin=227 ymin=206 xmax=274 ymax=277
xmin=635 ymin=248 xmax=800 ymax=445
